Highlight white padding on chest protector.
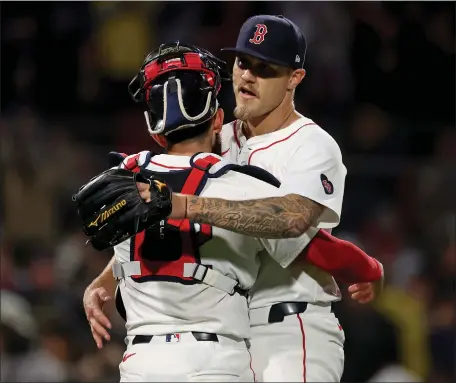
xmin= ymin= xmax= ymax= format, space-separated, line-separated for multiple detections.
xmin=183 ymin=263 xmax=239 ymax=295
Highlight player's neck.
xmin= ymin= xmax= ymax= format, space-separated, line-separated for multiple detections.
xmin=166 ymin=140 xmax=212 ymax=157
xmin=244 ymin=99 xmax=302 ymax=138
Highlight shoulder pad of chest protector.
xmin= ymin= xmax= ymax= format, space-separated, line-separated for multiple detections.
xmin=107 ymin=151 xmax=157 ymax=170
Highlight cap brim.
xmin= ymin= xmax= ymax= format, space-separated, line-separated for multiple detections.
xmin=220 ymin=47 xmax=292 ymax=68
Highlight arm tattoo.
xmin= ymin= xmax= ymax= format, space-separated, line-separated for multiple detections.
xmin=186 ymin=194 xmax=324 ymax=239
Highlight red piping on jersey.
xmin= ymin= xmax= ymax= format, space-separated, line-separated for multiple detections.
xmin=247 ymin=123 xmax=316 ymax=165
xmin=233 ymin=120 xmax=241 ymax=148
xmin=248 ymin=348 xmax=256 ymax=382
xmin=221 ymin=148 xmax=230 ymax=156
xmin=122 ymin=353 xmax=136 ymax=363
xmin=297 ymin=313 xmax=307 ymax=383
xmin=150 ymin=161 xmax=189 ymax=170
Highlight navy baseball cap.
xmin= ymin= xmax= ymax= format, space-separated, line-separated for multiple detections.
xmin=222 ymin=15 xmax=307 ymax=70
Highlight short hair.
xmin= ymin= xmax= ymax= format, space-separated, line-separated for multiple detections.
xmin=165 ymin=118 xmax=212 ymax=146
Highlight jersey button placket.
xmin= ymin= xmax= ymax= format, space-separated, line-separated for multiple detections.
xmin=239 ymin=148 xmax=250 ymax=165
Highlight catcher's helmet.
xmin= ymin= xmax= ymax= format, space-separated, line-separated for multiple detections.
xmin=128 ymin=42 xmax=229 ymax=138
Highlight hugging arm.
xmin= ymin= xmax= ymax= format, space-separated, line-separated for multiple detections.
xmin=183 ymin=193 xmax=324 ymax=239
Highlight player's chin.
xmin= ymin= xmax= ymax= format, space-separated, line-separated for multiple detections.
xmin=237 ymin=103 xmax=264 ymax=118
xmin=234 ymin=105 xmax=251 ymax=121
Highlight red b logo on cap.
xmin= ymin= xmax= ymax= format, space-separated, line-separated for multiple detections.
xmin=249 ymin=24 xmax=268 ymax=45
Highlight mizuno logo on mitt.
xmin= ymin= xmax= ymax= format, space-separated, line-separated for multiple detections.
xmin=89 ymin=199 xmax=127 ymax=227
xmin=153 ymin=180 xmax=167 ymax=192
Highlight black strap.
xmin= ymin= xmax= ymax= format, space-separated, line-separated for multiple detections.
xmin=115 ymin=287 xmax=127 ymax=321
xmin=232 ymin=164 xmax=281 ymax=188
xmin=268 ymin=302 xmax=309 ymax=323
xmin=209 ymin=163 xmax=281 ymax=188
xmin=268 ymin=302 xmax=334 ymax=323
xmin=132 ymin=335 xmax=153 ymax=345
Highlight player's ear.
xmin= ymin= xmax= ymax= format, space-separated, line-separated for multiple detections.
xmin=288 ymin=69 xmax=306 ymax=91
xmin=212 ymin=108 xmax=224 ymax=134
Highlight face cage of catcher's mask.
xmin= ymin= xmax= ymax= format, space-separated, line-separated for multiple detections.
xmin=129 ymin=46 xmax=224 ymax=136
xmin=144 ymin=68 xmax=220 ymax=135
xmin=143 ymin=69 xmax=220 ymax=136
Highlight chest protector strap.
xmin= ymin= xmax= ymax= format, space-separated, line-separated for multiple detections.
xmin=170 ymin=155 xmax=243 ymax=295
xmin=113 ymin=154 xmax=242 ymax=296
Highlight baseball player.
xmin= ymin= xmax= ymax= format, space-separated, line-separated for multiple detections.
xmin=78 ymin=42 xmax=319 ymax=382
xmin=162 ymin=16 xmax=384 ymax=382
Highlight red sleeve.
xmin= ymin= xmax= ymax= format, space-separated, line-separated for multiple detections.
xmin=301 ymin=230 xmax=383 ymax=284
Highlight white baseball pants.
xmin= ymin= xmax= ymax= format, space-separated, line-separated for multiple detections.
xmin=249 ymin=303 xmax=345 ymax=382
xmin=119 ymin=332 xmax=255 ymax=382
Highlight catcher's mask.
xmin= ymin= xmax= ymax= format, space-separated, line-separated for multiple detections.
xmin=128 ymin=42 xmax=230 ymax=144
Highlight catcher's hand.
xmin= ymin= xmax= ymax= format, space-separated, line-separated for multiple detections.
xmin=72 ymin=168 xmax=172 ymax=251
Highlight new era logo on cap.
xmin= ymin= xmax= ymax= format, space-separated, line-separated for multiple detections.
xmin=222 ymin=15 xmax=307 ymax=70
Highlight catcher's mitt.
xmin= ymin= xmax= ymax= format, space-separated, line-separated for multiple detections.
xmin=72 ymin=168 xmax=172 ymax=251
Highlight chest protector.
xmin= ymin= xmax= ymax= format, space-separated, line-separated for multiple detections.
xmin=112 ymin=151 xmax=280 ymax=321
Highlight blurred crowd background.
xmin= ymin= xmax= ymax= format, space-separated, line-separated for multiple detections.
xmin=1 ymin=1 xmax=455 ymax=382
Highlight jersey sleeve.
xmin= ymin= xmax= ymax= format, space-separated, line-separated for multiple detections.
xmin=279 ymin=132 xmax=347 ymax=229
xmin=259 ymin=228 xmax=319 ymax=268
xmin=240 ymin=175 xmax=317 ymax=269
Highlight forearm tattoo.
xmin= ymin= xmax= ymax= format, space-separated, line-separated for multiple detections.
xmin=186 ymin=194 xmax=324 ymax=239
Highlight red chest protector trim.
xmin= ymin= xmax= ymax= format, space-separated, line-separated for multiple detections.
xmin=129 ymin=153 xmax=221 ymax=284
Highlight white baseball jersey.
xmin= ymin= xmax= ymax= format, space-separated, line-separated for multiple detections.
xmin=221 ymin=116 xmax=347 ymax=309
xmin=113 ymin=152 xmax=314 ymax=340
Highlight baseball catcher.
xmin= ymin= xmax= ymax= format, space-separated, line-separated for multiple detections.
xmin=72 ymin=42 xmax=231 ymax=252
